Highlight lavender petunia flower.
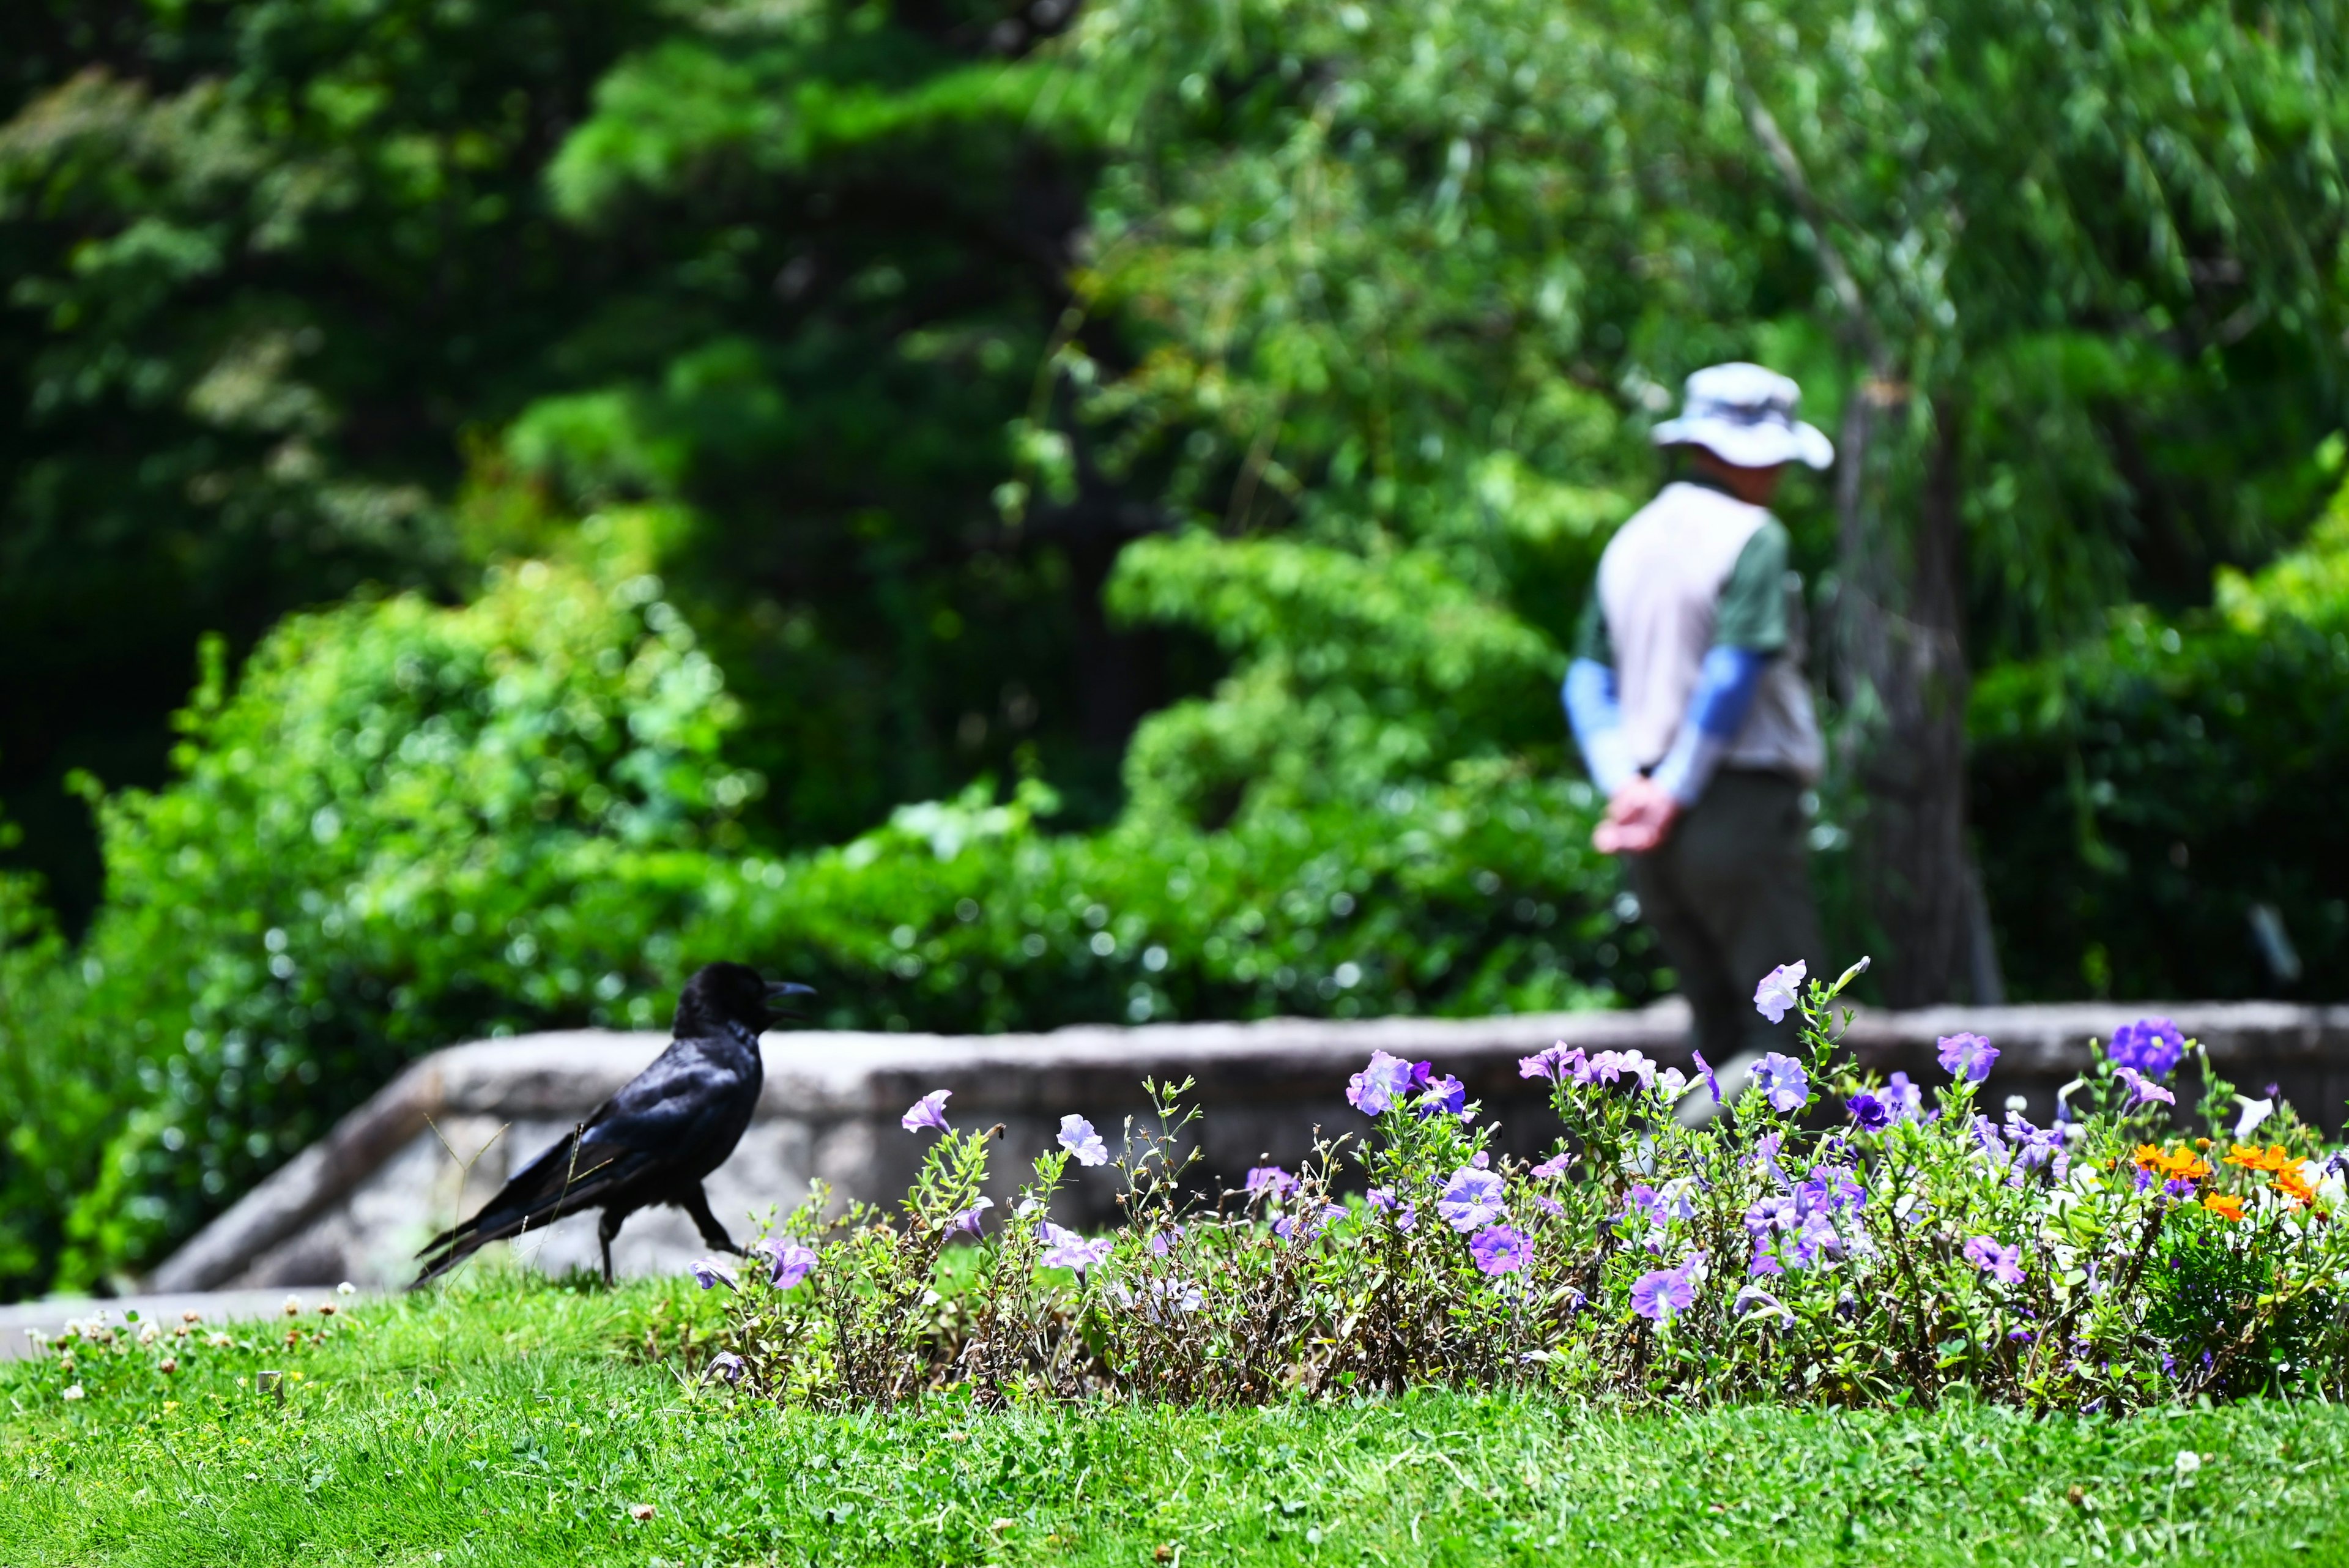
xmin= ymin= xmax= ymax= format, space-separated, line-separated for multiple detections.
xmin=1937 ymin=1032 xmax=1998 ymax=1083
xmin=1745 ymin=1194 xmax=1797 ymax=1235
xmin=1731 ymin=1284 xmax=1793 ymax=1325
xmin=1534 ymin=1195 xmax=1565 ymax=1217
xmin=1148 ymin=1223 xmax=1186 ymax=1257
xmin=1519 ymin=1046 xmax=1562 ymax=1080
xmin=1531 ymin=1152 xmax=1570 ymax=1181
xmin=2115 ymin=1066 xmax=2175 ymax=1107
xmin=690 ymin=1257 xmax=738 ymax=1291
xmin=756 ymin=1236 xmax=819 ymax=1287
xmin=1346 ymin=1050 xmax=1417 ymax=1115
xmin=1750 ymin=1053 xmax=1810 ymax=1113
xmin=945 ymin=1198 xmax=994 ymax=1239
xmin=1691 ymin=1050 xmax=1724 ymax=1110
xmin=1748 ymin=1238 xmax=1786 ymax=1277
xmin=1245 ymin=1164 xmax=1296 ymax=1198
xmin=1436 ymin=1165 xmax=1507 ymax=1232
xmin=707 ymin=1351 xmax=746 ymax=1385
xmin=1630 ymin=1257 xmax=1700 ymax=1321
xmin=900 ymin=1090 xmax=952 ymax=1133
xmin=1037 ymin=1222 xmax=1113 ymax=1274
xmin=1846 ymin=1092 xmax=1891 ymax=1131
xmin=1469 ymin=1225 xmax=1529 ymax=1276
xmin=1368 ymin=1187 xmax=1420 ymax=1232
xmin=1058 ymin=1115 xmax=1110 ymax=1167
xmin=2108 ymin=1016 xmax=2185 ymax=1079
xmin=1883 ymin=1071 xmax=1926 ymax=1124
xmin=1962 ymin=1235 xmax=2025 ymax=1286
xmin=1753 ymin=961 xmax=1806 ymax=1025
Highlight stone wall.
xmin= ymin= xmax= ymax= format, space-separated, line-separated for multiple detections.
xmin=150 ymin=999 xmax=2349 ymax=1292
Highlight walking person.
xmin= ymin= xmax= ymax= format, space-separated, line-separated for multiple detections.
xmin=1564 ymin=362 xmax=1831 ymax=1071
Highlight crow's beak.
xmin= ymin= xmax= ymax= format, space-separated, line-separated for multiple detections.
xmin=765 ymin=979 xmax=815 ymax=1021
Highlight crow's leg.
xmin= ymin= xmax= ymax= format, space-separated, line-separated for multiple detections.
xmin=596 ymin=1206 xmax=631 ymax=1286
xmin=680 ymin=1184 xmax=746 ymax=1255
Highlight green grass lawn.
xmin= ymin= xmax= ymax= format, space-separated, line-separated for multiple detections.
xmin=2 ymin=1274 xmax=2343 ymax=1567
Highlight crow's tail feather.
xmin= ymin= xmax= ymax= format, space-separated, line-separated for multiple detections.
xmin=409 ymin=1135 xmax=622 ymax=1287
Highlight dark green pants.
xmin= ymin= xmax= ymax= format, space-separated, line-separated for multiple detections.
xmin=1627 ymin=768 xmax=1824 ymax=1063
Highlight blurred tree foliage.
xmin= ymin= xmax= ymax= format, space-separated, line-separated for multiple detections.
xmin=1975 ymin=470 xmax=2349 ymax=1002
xmin=6 ymin=0 xmax=2349 ymax=1293
xmin=0 ymin=0 xmax=1148 ymax=927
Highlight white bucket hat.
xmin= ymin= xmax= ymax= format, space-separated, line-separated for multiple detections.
xmin=1650 ymin=362 xmax=1834 ymax=470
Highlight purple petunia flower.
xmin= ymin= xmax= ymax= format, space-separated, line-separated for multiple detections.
xmin=900 ymin=1090 xmax=952 ymax=1134
xmin=1037 ymin=1222 xmax=1113 ymax=1275
xmin=1750 ymin=1053 xmax=1810 ymax=1113
xmin=756 ymin=1236 xmax=819 ymax=1287
xmin=1731 ymin=1284 xmax=1793 ymax=1324
xmin=1846 ymin=1092 xmax=1890 ymax=1131
xmin=1148 ymin=1223 xmax=1185 ymax=1256
xmin=1367 ymin=1187 xmax=1417 ymax=1231
xmin=1748 ymin=1238 xmax=1786 ymax=1277
xmin=690 ymin=1257 xmax=738 ymax=1291
xmin=1619 ymin=1184 xmax=1664 ymax=1228
xmin=1630 ymin=1257 xmax=1701 ymax=1321
xmin=1744 ymin=1194 xmax=1797 ymax=1235
xmin=1058 ymin=1115 xmax=1110 ymax=1167
xmin=1346 ymin=1050 xmax=1418 ymax=1115
xmin=1273 ymin=1203 xmax=1346 ymax=1241
xmin=1469 ymin=1225 xmax=1529 ymax=1276
xmin=1520 ymin=1043 xmax=1585 ymax=1082
xmin=1937 ymin=1032 xmax=1998 ymax=1083
xmin=1436 ymin=1165 xmax=1507 ymax=1232
xmin=1962 ymin=1235 xmax=2025 ymax=1286
xmin=2108 ymin=1016 xmax=2185 ymax=1079
xmin=1534 ymin=1195 xmax=1565 ymax=1217
xmin=1753 ymin=961 xmax=1806 ymax=1024
xmin=1414 ymin=1071 xmax=1469 ymax=1119
xmin=708 ymin=1351 xmax=746 ymax=1384
xmin=945 ymin=1198 xmax=993 ymax=1239
xmin=1531 ymin=1152 xmax=1570 ymax=1181
xmin=1800 ymin=1165 xmax=1866 ymax=1215
xmin=1691 ymin=1050 xmax=1724 ymax=1110
xmin=1581 ymin=1049 xmax=1659 ymax=1090
xmin=2115 ymin=1066 xmax=2175 ymax=1107
xmin=1245 ymin=1164 xmax=1296 ymax=1198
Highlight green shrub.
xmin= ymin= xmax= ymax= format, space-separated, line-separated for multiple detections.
xmin=1971 ymin=506 xmax=2349 ymax=1001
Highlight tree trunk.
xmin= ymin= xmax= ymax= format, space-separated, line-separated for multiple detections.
xmin=1832 ymin=388 xmax=2005 ymax=1005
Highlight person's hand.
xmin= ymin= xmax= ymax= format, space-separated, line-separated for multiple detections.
xmin=1592 ymin=776 xmax=1681 ymax=855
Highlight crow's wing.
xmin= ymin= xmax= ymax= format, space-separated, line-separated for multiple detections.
xmin=412 ymin=1037 xmax=754 ymax=1281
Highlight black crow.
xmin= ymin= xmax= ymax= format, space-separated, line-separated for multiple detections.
xmin=412 ymin=962 xmax=813 ymax=1286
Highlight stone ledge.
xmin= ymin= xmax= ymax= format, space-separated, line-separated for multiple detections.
xmin=149 ymin=999 xmax=2349 ymax=1294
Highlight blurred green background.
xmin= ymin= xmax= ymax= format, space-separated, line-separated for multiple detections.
xmin=3 ymin=0 xmax=2348 ymax=1295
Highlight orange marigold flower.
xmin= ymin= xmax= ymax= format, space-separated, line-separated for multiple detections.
xmin=2135 ymin=1143 xmax=2213 ymax=1183
xmin=2275 ymin=1164 xmax=2318 ymax=1208
xmin=2225 ymin=1143 xmax=2295 ymax=1174
xmin=2202 ymin=1193 xmax=2247 ymax=1222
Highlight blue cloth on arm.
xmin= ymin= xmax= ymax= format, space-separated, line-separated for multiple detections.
xmin=1563 ymin=658 xmax=1638 ymax=797
xmin=1651 ymin=644 xmax=1767 ymax=804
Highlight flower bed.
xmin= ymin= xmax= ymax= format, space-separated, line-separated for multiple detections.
xmin=681 ymin=959 xmax=2348 ymax=1411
